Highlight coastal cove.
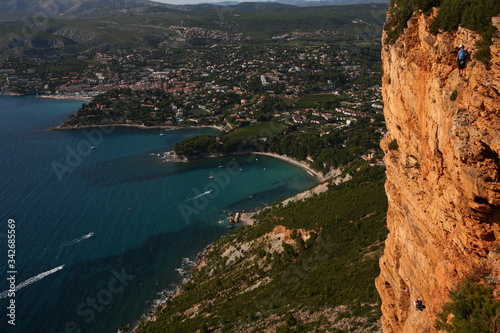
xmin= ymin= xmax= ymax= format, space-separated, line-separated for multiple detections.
xmin=0 ymin=95 xmax=318 ymax=333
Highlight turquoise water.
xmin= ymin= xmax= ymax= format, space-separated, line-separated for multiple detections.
xmin=0 ymin=96 xmax=317 ymax=333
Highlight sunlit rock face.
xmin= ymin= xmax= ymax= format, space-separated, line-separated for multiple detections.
xmin=376 ymin=12 xmax=500 ymax=333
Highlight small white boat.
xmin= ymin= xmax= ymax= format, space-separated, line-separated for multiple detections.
xmin=91 ymin=146 xmax=96 ymax=149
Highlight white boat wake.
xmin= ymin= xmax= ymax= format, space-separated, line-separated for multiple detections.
xmin=60 ymin=232 xmax=94 ymax=248
xmin=0 ymin=265 xmax=65 ymax=299
xmin=187 ymin=190 xmax=213 ymax=201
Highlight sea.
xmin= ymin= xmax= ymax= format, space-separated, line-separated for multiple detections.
xmin=0 ymin=95 xmax=317 ymax=333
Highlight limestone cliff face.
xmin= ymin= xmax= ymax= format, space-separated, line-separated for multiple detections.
xmin=375 ymin=12 xmax=500 ymax=333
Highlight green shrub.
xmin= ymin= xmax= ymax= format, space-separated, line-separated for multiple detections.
xmin=285 ymin=313 xmax=298 ymax=327
xmin=388 ymin=139 xmax=399 ymax=150
xmin=276 ymin=325 xmax=292 ymax=333
xmin=450 ymin=90 xmax=458 ymax=101
xmin=282 ymin=242 xmax=296 ymax=260
xmin=199 ymin=322 xmax=210 ymax=333
xmin=385 ymin=2 xmax=414 ymax=44
xmin=474 ymin=38 xmax=493 ymax=64
xmin=436 ymin=280 xmax=500 ymax=333
xmin=385 ymin=0 xmax=442 ymax=43
xmin=305 ymin=231 xmax=317 ymax=248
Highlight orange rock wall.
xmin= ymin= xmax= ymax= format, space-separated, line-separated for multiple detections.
xmin=375 ymin=12 xmax=500 ymax=333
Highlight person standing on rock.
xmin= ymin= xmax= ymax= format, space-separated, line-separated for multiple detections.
xmin=457 ymin=44 xmax=467 ymax=77
xmin=414 ymin=298 xmax=425 ymax=311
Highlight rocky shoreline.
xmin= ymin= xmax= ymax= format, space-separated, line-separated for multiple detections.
xmin=129 ymin=161 xmax=351 ymax=332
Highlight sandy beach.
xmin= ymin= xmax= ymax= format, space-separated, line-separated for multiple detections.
xmin=36 ymin=94 xmax=94 ymax=101
xmin=252 ymin=152 xmax=325 ymax=182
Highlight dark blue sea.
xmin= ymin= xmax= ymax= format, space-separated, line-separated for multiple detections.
xmin=0 ymin=95 xmax=316 ymax=333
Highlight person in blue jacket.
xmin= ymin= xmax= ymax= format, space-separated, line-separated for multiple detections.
xmin=457 ymin=44 xmax=467 ymax=77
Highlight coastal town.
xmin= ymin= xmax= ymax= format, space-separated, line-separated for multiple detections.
xmin=2 ymin=0 xmax=498 ymax=332
xmin=0 ymin=41 xmax=383 ymax=132
xmin=0 ymin=2 xmax=398 ymax=333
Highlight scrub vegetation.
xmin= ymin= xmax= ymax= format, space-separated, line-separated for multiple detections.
xmin=133 ymin=166 xmax=388 ymax=332
xmin=385 ymin=0 xmax=500 ymax=63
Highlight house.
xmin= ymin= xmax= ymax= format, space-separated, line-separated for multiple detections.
xmin=321 ymin=113 xmax=334 ymax=121
xmin=361 ymin=153 xmax=374 ymax=161
xmin=292 ymin=115 xmax=304 ymax=124
xmin=260 ymin=75 xmax=269 ymax=87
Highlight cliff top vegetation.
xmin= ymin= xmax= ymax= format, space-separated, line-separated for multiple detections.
xmin=436 ymin=280 xmax=500 ymax=333
xmin=385 ymin=0 xmax=500 ymax=62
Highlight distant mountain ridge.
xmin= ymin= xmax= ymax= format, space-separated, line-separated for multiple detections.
xmin=2 ymin=0 xmax=388 ymax=14
xmin=202 ymin=0 xmax=388 ymax=7
xmin=0 ymin=1 xmax=387 ymax=58
xmin=2 ymin=0 xmax=178 ymax=14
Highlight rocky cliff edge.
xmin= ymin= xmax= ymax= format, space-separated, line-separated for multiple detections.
xmin=375 ymin=11 xmax=500 ymax=333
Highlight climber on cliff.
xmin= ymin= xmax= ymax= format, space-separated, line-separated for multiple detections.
xmin=414 ymin=298 xmax=425 ymax=311
xmin=457 ymin=44 xmax=467 ymax=77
